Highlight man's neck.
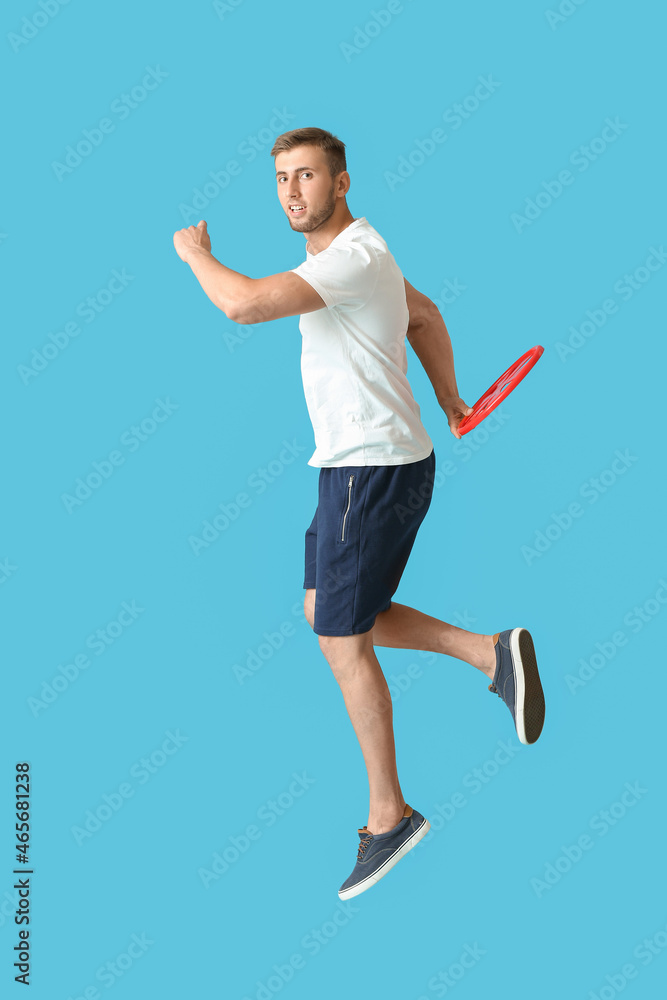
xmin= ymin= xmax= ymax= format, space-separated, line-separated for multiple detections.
xmin=305 ymin=210 xmax=358 ymax=255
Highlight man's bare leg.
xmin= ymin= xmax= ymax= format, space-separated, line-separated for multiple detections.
xmin=317 ymin=630 xmax=407 ymax=835
xmin=305 ymin=590 xmax=501 ymax=832
xmin=371 ymin=601 xmax=497 ymax=678
xmin=304 ymin=589 xmax=497 ymax=680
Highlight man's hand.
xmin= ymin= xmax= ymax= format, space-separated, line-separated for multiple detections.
xmin=171 ymin=218 xmax=325 ymax=322
xmin=173 ymin=219 xmax=212 ymax=263
xmin=440 ymin=396 xmax=474 ymax=439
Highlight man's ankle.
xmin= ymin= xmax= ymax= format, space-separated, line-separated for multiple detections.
xmin=367 ymin=801 xmax=407 ymax=834
xmin=481 ymin=634 xmax=497 ymax=680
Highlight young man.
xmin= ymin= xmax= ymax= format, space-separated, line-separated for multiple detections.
xmin=173 ymin=127 xmax=545 ymax=900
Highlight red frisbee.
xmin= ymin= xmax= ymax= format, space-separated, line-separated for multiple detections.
xmin=457 ymin=345 xmax=545 ymax=436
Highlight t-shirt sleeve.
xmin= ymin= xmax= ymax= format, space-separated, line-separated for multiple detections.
xmin=290 ymin=241 xmax=381 ymax=308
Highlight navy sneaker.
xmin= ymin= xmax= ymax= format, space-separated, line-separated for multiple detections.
xmin=338 ymin=804 xmax=429 ymax=900
xmin=488 ymin=628 xmax=545 ymax=745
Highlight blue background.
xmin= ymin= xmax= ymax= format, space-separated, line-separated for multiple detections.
xmin=3 ymin=0 xmax=666 ymax=997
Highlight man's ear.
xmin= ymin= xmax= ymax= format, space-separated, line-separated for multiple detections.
xmin=336 ymin=171 xmax=351 ymax=196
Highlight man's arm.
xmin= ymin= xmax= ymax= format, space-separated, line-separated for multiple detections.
xmin=404 ymin=278 xmax=472 ymax=438
xmin=173 ymin=220 xmax=325 ymax=324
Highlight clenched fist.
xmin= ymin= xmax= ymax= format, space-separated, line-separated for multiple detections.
xmin=173 ymin=219 xmax=211 ymax=263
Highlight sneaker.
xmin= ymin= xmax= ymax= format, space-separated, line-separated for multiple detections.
xmin=337 ymin=804 xmax=430 ymax=900
xmin=488 ymin=628 xmax=545 ymax=745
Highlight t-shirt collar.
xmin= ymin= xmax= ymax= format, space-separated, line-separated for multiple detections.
xmin=305 ymin=217 xmax=366 ymax=256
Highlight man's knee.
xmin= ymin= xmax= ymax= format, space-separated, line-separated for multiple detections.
xmin=304 ymin=588 xmax=316 ymax=629
xmin=317 ymin=630 xmax=373 ymax=667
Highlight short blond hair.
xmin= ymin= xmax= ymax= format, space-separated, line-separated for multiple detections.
xmin=271 ymin=127 xmax=347 ymax=178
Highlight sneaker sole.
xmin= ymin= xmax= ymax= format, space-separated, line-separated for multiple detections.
xmin=511 ymin=628 xmax=545 ymax=745
xmin=337 ymin=818 xmax=431 ymax=900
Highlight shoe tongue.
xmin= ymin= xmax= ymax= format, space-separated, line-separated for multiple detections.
xmin=357 ymin=826 xmax=373 ymax=839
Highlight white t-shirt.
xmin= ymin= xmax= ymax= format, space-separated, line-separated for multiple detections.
xmin=290 ymin=217 xmax=434 ymax=468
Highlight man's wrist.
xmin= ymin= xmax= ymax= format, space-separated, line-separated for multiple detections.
xmin=185 ymin=247 xmax=212 ymax=266
xmin=437 ymin=392 xmax=461 ymax=407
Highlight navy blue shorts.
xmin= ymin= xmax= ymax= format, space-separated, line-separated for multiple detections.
xmin=303 ymin=449 xmax=436 ymax=636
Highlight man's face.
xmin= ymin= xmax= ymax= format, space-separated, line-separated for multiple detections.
xmin=275 ymin=145 xmax=339 ymax=233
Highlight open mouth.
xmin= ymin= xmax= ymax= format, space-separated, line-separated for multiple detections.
xmin=289 ymin=205 xmax=306 ymax=215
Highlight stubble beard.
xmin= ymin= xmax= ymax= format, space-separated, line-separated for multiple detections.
xmin=288 ymin=182 xmax=337 ymax=234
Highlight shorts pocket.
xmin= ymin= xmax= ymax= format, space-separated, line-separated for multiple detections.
xmin=339 ymin=474 xmax=355 ymax=543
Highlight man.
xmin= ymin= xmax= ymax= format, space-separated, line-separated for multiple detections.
xmin=173 ymin=126 xmax=545 ymax=901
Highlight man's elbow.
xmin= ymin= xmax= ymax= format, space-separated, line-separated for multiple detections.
xmin=222 ymin=298 xmax=252 ymax=324
xmin=409 ymin=300 xmax=444 ymax=336
xmin=407 ymin=311 xmax=431 ymax=341
xmin=219 ymin=277 xmax=258 ymax=324
xmin=225 ymin=304 xmax=245 ymax=324
xmin=421 ymin=297 xmax=441 ymax=321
